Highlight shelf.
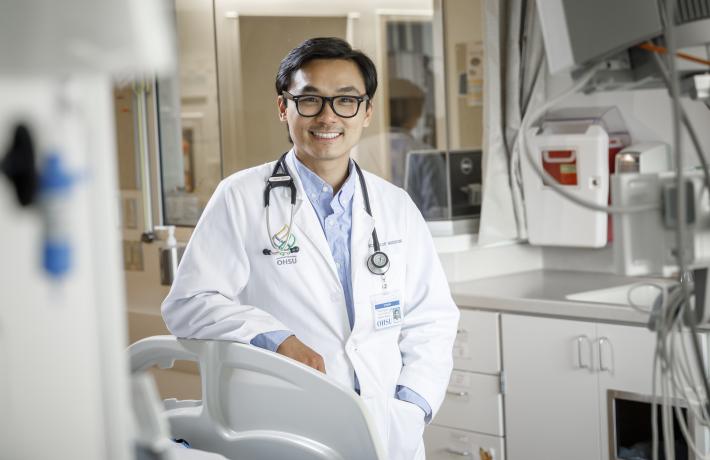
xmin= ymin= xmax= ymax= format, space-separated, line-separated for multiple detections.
xmin=433 ymin=233 xmax=478 ymax=253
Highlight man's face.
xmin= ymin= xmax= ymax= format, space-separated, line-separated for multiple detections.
xmin=277 ymin=58 xmax=373 ymax=167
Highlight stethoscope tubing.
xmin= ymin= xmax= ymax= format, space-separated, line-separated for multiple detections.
xmin=263 ymin=152 xmax=389 ymax=275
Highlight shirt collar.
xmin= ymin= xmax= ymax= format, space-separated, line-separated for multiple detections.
xmin=293 ymin=154 xmax=356 ymax=208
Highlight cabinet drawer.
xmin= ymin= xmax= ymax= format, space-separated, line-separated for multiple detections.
xmin=434 ymin=370 xmax=503 ymax=435
xmin=424 ymin=424 xmax=504 ymax=460
xmin=454 ymin=309 xmax=500 ymax=373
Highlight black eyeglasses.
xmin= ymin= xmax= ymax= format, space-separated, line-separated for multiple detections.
xmin=282 ymin=91 xmax=369 ymax=118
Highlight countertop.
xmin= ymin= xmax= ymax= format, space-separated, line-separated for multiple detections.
xmin=449 ymin=269 xmax=673 ymax=325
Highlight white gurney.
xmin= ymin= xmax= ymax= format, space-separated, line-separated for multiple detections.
xmin=128 ymin=336 xmax=386 ymax=460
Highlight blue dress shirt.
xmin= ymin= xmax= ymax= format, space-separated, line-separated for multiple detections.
xmin=251 ymin=155 xmax=431 ymax=421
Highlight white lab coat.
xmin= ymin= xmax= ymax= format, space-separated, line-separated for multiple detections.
xmin=162 ymin=150 xmax=459 ymax=460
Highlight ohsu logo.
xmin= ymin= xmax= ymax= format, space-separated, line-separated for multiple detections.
xmin=271 ymin=224 xmax=297 ymax=254
xmin=377 ymin=318 xmax=392 ymax=328
xmin=277 ymin=256 xmax=297 ymax=266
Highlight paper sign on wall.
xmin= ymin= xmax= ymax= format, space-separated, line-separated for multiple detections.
xmin=465 ymin=40 xmax=484 ymax=107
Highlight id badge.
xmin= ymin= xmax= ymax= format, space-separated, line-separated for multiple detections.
xmin=371 ymin=290 xmax=403 ymax=330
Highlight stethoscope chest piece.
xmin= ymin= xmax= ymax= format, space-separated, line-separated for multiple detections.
xmin=367 ymin=251 xmax=390 ymax=276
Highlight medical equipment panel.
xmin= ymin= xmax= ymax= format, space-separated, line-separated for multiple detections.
xmin=523 ymin=106 xmax=630 ymax=247
xmin=614 ymin=142 xmax=672 ymax=175
xmin=536 ymin=0 xmax=663 ymax=74
xmin=612 ymin=170 xmax=710 ymax=277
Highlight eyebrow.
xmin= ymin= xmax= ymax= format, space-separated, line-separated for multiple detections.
xmin=335 ymin=86 xmax=360 ymax=94
xmin=296 ymin=85 xmax=361 ymax=94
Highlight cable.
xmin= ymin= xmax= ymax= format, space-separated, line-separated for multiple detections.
xmin=662 ymin=3 xmax=710 ymax=451
xmin=649 ymin=50 xmax=710 ymax=196
xmin=517 ymin=64 xmax=660 ymax=214
xmin=654 ymin=8 xmax=710 ymax=447
xmin=640 ymin=42 xmax=710 ymax=67
xmin=669 ymin=319 xmax=706 ymax=423
xmin=668 ymin=324 xmax=710 ymax=459
xmin=673 ymin=335 xmax=710 ymax=427
xmin=674 ymin=403 xmax=710 ymax=459
xmin=653 ymin=348 xmax=660 ymax=460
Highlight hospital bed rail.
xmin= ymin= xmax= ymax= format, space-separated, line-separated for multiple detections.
xmin=128 ymin=335 xmax=386 ymax=460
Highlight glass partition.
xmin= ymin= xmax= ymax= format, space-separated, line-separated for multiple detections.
xmin=355 ymin=16 xmax=442 ymax=186
xmin=158 ymin=0 xmax=222 ymax=226
xmin=142 ymin=0 xmax=484 ymax=228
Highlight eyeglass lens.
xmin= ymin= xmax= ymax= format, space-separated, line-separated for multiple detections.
xmin=296 ymin=95 xmax=362 ymax=118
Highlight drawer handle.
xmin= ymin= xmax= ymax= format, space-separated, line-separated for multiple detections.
xmin=446 ymin=390 xmax=469 ymax=397
xmin=445 ymin=447 xmax=472 ymax=457
xmin=575 ymin=335 xmax=591 ymax=369
xmin=598 ymin=337 xmax=613 ymax=373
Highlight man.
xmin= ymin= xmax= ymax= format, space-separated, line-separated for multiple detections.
xmin=162 ymin=37 xmax=459 ymax=460
xmin=355 ymin=78 xmax=447 ymax=220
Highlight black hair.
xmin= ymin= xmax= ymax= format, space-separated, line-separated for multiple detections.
xmin=275 ymin=37 xmax=378 ymax=101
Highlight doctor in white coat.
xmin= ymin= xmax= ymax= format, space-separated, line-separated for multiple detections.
xmin=162 ymin=37 xmax=459 ymax=460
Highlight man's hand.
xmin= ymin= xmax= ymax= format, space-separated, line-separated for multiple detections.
xmin=276 ymin=335 xmax=326 ymax=373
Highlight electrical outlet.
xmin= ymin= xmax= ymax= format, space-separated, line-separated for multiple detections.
xmin=123 ymin=197 xmax=138 ymax=229
xmin=123 ymin=240 xmax=144 ymax=271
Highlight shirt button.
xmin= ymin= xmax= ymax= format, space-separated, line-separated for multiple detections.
xmin=336 ymin=262 xmax=341 ymax=268
xmin=322 ymin=185 xmax=328 ymax=192
xmin=329 ymin=220 xmax=335 ymax=226
xmin=310 ymin=193 xmax=317 ymax=199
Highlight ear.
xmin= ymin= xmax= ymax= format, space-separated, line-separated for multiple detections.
xmin=362 ymin=100 xmax=373 ymax=128
xmin=277 ymin=95 xmax=288 ymax=122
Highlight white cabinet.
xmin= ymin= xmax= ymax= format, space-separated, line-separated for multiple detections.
xmin=454 ymin=308 xmax=501 ymax=374
xmin=502 ymin=315 xmax=601 ymax=460
xmin=501 ymin=314 xmax=706 ymax=460
xmin=424 ymin=425 xmax=504 ymax=460
xmin=436 ymin=371 xmax=504 ymax=436
xmin=426 ymin=309 xmax=505 ymax=459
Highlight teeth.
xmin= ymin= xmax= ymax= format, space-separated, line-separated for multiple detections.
xmin=312 ymin=132 xmax=340 ymax=139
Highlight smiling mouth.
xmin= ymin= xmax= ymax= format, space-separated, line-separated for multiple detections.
xmin=310 ymin=131 xmax=342 ymax=140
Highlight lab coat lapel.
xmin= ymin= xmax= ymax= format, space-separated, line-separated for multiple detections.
xmin=350 ymin=175 xmax=376 ymax=319
xmin=285 ymin=153 xmax=340 ymax=283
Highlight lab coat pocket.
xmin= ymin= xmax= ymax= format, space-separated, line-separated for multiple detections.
xmin=388 ymin=398 xmax=426 ymax=460
xmin=361 ymin=395 xmax=390 ymax=453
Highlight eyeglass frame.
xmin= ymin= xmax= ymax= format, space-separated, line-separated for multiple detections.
xmin=281 ymin=90 xmax=370 ymax=119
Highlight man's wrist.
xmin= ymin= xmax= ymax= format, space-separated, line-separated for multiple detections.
xmin=250 ymin=330 xmax=294 ymax=352
xmin=395 ymin=385 xmax=432 ymax=422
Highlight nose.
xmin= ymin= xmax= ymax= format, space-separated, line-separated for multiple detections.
xmin=314 ymin=99 xmax=339 ymax=122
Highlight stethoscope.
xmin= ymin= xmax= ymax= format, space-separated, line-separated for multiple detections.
xmin=262 ymin=153 xmax=390 ymax=276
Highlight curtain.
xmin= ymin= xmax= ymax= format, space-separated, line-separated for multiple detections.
xmin=478 ymin=0 xmax=545 ymax=245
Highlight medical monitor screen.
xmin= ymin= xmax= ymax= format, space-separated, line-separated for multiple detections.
xmin=449 ymin=149 xmax=482 ymax=218
xmin=404 ymin=149 xmax=482 ymax=221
